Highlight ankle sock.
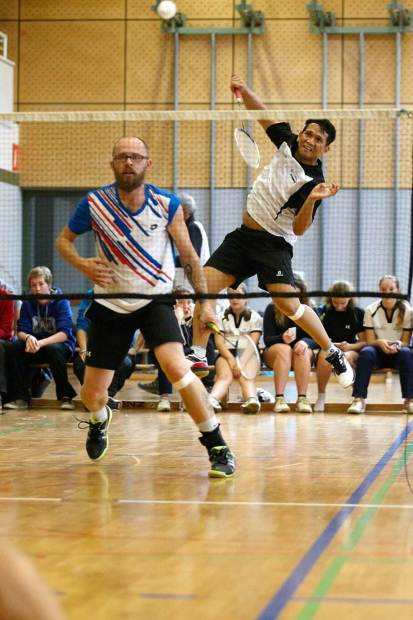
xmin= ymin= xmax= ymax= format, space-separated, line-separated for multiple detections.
xmin=200 ymin=425 xmax=226 ymax=450
xmin=90 ymin=406 xmax=108 ymax=423
xmin=198 ymin=414 xmax=218 ymax=433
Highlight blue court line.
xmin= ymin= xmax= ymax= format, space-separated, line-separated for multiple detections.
xmin=256 ymin=419 xmax=413 ymax=620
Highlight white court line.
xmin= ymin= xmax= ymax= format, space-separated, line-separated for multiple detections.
xmin=118 ymin=499 xmax=413 ymax=509
xmin=0 ymin=497 xmax=62 ymax=502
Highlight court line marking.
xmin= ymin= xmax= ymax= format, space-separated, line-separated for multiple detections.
xmin=297 ymin=441 xmax=413 ymax=619
xmin=256 ymin=419 xmax=413 ymax=620
xmin=0 ymin=497 xmax=62 ymax=502
xmin=293 ymin=595 xmax=413 ymax=605
xmin=117 ymin=498 xmax=413 ymax=509
xmin=140 ymin=593 xmax=196 ymax=600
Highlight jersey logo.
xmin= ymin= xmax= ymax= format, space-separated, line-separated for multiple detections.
xmin=275 ymin=270 xmax=284 ymax=277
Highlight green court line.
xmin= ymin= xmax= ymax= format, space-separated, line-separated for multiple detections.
xmin=0 ymin=419 xmax=54 ymax=436
xmin=297 ymin=441 xmax=413 ymax=620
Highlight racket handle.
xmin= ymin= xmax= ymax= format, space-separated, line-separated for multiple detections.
xmin=206 ymin=321 xmax=220 ymax=334
xmin=233 ymin=87 xmax=242 ymax=103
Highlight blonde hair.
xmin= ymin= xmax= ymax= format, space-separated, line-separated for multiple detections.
xmin=27 ymin=266 xmax=53 ymax=287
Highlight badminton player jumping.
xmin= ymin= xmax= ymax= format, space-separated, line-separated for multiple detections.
xmin=189 ymin=74 xmax=354 ymax=389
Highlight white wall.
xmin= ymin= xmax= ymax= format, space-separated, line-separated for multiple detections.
xmin=0 ymin=56 xmax=14 ymax=113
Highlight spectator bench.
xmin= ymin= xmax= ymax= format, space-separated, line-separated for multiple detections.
xmin=27 ymin=360 xmax=401 ymax=413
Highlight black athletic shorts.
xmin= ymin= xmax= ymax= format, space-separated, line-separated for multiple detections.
xmin=205 ymin=226 xmax=295 ymax=289
xmin=85 ymin=300 xmax=183 ymax=370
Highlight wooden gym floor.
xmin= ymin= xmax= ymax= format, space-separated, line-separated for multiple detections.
xmin=2 ymin=375 xmax=413 ymax=619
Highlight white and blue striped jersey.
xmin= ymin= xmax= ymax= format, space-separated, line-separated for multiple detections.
xmin=69 ymin=183 xmax=180 ymax=314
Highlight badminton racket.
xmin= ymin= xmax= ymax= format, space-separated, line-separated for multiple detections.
xmin=233 ymin=87 xmax=261 ymax=168
xmin=207 ymin=321 xmax=261 ymax=380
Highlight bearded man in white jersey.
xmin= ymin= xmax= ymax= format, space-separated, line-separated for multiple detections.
xmin=56 ymin=136 xmax=235 ymax=478
xmin=189 ymin=75 xmax=354 ymax=390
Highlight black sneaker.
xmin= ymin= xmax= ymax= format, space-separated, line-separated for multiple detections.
xmin=137 ymin=379 xmax=159 ymax=395
xmin=201 ymin=443 xmax=236 ymax=478
xmin=107 ymin=396 xmax=122 ymax=410
xmin=77 ymin=406 xmax=113 ymax=461
xmin=325 ymin=348 xmax=355 ymax=388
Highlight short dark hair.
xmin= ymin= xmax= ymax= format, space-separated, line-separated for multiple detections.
xmin=303 ymin=118 xmax=336 ymax=145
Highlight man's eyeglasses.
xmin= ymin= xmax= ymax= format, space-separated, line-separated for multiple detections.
xmin=113 ymin=153 xmax=149 ymax=162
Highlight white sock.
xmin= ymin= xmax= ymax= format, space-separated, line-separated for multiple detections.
xmin=315 ymin=394 xmax=325 ymax=409
xmin=192 ymin=345 xmax=206 ymax=358
xmin=198 ymin=415 xmax=219 ymax=433
xmin=90 ymin=406 xmax=108 ymax=423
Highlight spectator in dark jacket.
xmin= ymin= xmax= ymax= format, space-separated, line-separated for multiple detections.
xmin=314 ymin=280 xmax=365 ymax=412
xmin=4 ymin=266 xmax=76 ymax=411
xmin=263 ymin=273 xmax=317 ymax=414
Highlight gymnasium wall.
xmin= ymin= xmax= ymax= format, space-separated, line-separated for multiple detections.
xmin=2 ymin=1 xmax=413 ymax=111
xmin=1 ymin=1 xmax=413 ymax=188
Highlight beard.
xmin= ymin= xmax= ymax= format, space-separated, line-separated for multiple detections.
xmin=114 ymin=168 xmax=145 ymax=192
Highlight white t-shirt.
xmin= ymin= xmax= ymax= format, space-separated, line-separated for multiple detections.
xmin=363 ymin=300 xmax=412 ymax=341
xmin=218 ymin=308 xmax=263 ymax=349
xmin=246 ymin=142 xmax=313 ymax=246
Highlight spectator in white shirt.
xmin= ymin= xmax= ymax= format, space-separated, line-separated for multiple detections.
xmin=348 ymin=275 xmax=413 ymax=414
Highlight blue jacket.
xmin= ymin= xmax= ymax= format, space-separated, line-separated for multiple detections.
xmin=76 ymin=290 xmax=93 ymax=333
xmin=17 ymin=287 xmax=76 ymax=354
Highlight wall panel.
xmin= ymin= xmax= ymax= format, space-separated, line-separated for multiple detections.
xmin=0 ymin=1 xmax=18 ymax=20
xmin=20 ymin=0 xmax=126 ymax=20
xmin=250 ymin=21 xmax=323 ymax=105
xmin=127 ymin=0 xmax=234 ymax=20
xmin=19 ymin=21 xmax=125 ymax=103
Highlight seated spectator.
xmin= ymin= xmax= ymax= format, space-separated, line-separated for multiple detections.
xmin=263 ymin=274 xmax=317 ymax=414
xmin=139 ymin=287 xmax=215 ymax=412
xmin=73 ymin=290 xmax=136 ymax=410
xmin=348 ymin=275 xmax=413 ymax=414
xmin=4 ymin=266 xmax=77 ymax=411
xmin=209 ymin=284 xmax=262 ymax=414
xmin=314 ymin=281 xmax=365 ymax=412
xmin=0 ymin=280 xmax=17 ymax=408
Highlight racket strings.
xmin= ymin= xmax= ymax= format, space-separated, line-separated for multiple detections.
xmin=234 ymin=128 xmax=261 ymax=168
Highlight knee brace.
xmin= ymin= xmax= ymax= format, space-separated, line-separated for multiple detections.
xmin=288 ymin=304 xmax=305 ymax=322
xmin=172 ymin=370 xmax=196 ymax=391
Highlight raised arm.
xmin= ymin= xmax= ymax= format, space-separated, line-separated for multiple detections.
xmin=230 ymin=74 xmax=273 ymax=131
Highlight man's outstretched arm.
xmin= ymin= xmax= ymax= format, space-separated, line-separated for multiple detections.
xmin=230 ymin=74 xmax=273 ymax=131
